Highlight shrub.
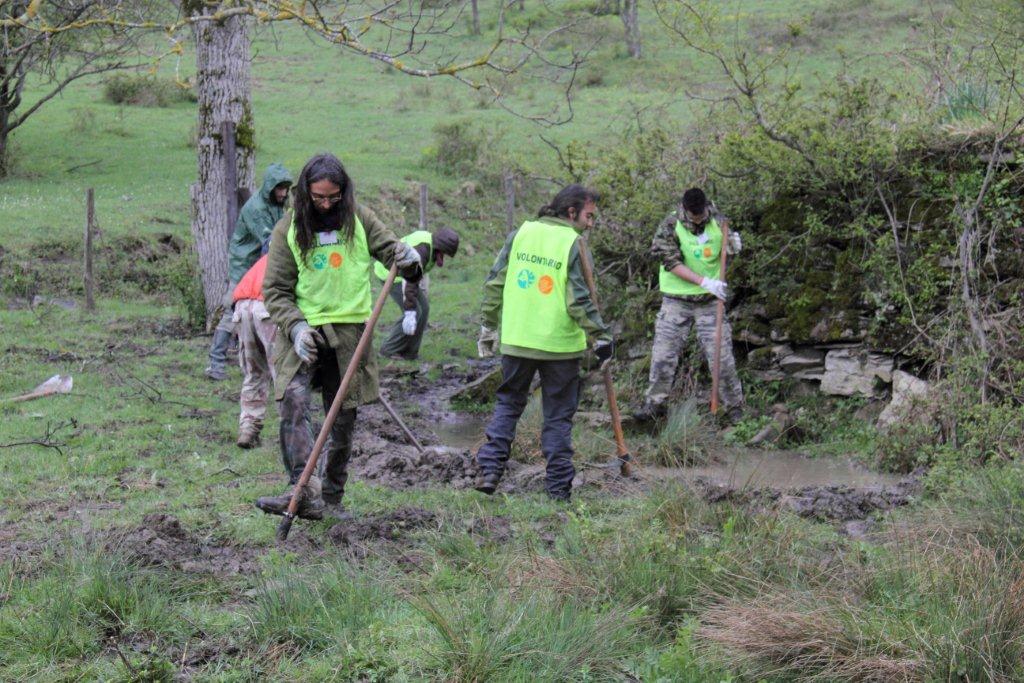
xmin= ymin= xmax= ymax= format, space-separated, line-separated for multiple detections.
xmin=165 ymin=251 xmax=207 ymax=332
xmin=423 ymin=119 xmax=519 ymax=188
xmin=104 ymin=74 xmax=196 ymax=107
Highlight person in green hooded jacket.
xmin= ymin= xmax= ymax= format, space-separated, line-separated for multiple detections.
xmin=205 ymin=163 xmax=294 ymax=381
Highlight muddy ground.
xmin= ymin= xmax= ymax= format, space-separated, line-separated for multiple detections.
xmin=347 ymin=362 xmax=921 ymax=531
xmin=8 ymin=359 xmax=918 ymax=577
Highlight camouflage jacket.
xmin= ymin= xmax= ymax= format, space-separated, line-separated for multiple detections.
xmin=650 ymin=203 xmax=728 ymax=273
xmin=263 ymin=203 xmax=417 ymax=404
xmin=480 ymin=217 xmax=612 ymax=360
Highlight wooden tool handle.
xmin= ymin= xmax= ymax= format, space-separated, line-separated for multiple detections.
xmin=577 ymin=235 xmax=632 ymax=477
xmin=710 ymin=220 xmax=730 ymax=415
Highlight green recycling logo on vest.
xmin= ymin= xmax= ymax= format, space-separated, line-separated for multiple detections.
xmin=516 ymin=268 xmax=536 ymax=289
xmin=312 ymin=251 xmax=344 ymax=270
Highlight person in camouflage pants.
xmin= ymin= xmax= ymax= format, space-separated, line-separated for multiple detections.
xmin=644 ymin=297 xmax=744 ymax=413
xmin=232 ymin=253 xmax=276 ymax=448
xmin=277 ymin=365 xmax=356 ymax=502
xmin=636 ymin=187 xmax=745 ymax=424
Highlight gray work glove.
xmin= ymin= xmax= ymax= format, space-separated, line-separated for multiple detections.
xmin=477 ymin=326 xmax=499 ymax=358
xmin=290 ymin=321 xmax=325 ymax=364
xmin=726 ymin=230 xmax=742 ymax=255
xmin=394 ymin=242 xmax=421 ymax=269
xmin=402 ymin=310 xmax=417 ymax=336
xmin=700 ymin=277 xmax=729 ymax=301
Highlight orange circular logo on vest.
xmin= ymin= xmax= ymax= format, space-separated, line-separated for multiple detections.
xmin=538 ymin=275 xmax=554 ymax=295
xmin=703 ymin=246 xmax=713 ymax=258
xmin=329 ymin=252 xmax=343 ymax=268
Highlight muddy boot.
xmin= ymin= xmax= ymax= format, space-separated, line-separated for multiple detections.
xmin=237 ymin=422 xmax=262 ymax=449
xmin=474 ymin=471 xmax=502 ymax=495
xmin=255 ymin=476 xmax=324 ymax=520
xmin=204 ymin=329 xmax=232 ymax=381
xmin=632 ymin=401 xmax=665 ymax=423
xmin=323 ymin=500 xmax=354 ymax=522
xmin=204 ymin=364 xmax=227 ymax=381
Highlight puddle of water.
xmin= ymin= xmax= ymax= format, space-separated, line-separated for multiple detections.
xmin=432 ymin=415 xmax=489 ymax=449
xmin=677 ymin=448 xmax=901 ymax=489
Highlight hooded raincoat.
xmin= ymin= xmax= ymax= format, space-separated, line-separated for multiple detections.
xmin=228 ymin=163 xmax=294 ymax=283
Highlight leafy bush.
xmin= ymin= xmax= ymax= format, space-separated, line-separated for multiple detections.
xmin=104 ymin=74 xmax=196 ymax=107
xmin=165 ymin=252 xmax=207 ymax=331
xmin=422 ymin=119 xmax=519 ymax=188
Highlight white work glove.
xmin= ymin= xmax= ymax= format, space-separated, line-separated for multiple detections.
xmin=700 ymin=277 xmax=729 ymax=301
xmin=402 ymin=310 xmax=417 ymax=335
xmin=477 ymin=326 xmax=499 ymax=358
xmin=394 ymin=242 xmax=421 ymax=269
xmin=290 ymin=321 xmax=324 ymax=364
xmin=727 ymin=230 xmax=742 ymax=255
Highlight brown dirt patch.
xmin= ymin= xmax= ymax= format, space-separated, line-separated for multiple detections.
xmin=327 ymin=507 xmax=438 ymax=558
xmin=106 ymin=513 xmax=260 ymax=576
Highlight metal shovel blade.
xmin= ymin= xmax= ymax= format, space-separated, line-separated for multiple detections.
xmin=5 ymin=374 xmax=73 ymax=403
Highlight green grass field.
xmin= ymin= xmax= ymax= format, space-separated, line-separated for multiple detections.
xmin=7 ymin=0 xmax=1024 ymax=680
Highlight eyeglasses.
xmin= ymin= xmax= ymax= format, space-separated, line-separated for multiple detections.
xmin=310 ymin=192 xmax=343 ymax=205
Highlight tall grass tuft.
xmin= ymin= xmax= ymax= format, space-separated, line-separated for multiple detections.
xmin=413 ymin=585 xmax=643 ymax=681
xmin=248 ymin=560 xmax=391 ymax=654
xmin=651 ymin=398 xmax=713 ymax=467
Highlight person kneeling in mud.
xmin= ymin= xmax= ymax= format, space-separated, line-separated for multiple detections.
xmin=474 ymin=184 xmax=613 ymax=502
xmin=255 ymin=153 xmax=423 ymax=521
xmin=377 ymin=227 xmax=460 ymax=361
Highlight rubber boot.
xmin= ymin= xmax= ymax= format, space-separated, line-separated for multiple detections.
xmin=237 ymin=421 xmax=262 ymax=449
xmin=255 ymin=476 xmax=325 ymax=520
xmin=205 ymin=328 xmax=233 ymax=381
xmin=474 ymin=471 xmax=502 ymax=495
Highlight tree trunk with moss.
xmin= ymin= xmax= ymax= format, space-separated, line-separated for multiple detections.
xmin=189 ymin=10 xmax=255 ymax=328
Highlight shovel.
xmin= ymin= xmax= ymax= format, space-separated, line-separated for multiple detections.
xmin=3 ymin=374 xmax=73 ymax=404
xmin=710 ymin=221 xmax=731 ymax=416
xmin=577 ymin=235 xmax=633 ymax=478
xmin=276 ymin=264 xmax=399 ymax=541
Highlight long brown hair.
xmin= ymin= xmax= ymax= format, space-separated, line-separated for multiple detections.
xmin=537 ymin=184 xmax=599 ymax=220
xmin=292 ymin=153 xmax=356 ymax=262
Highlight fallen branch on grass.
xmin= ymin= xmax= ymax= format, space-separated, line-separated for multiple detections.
xmin=0 ymin=419 xmax=77 ymax=456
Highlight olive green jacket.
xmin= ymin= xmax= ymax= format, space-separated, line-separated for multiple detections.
xmin=263 ymin=203 xmax=409 ymax=405
xmin=480 ymin=217 xmax=611 ymax=360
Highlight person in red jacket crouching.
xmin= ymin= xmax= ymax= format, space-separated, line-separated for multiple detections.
xmin=232 ymin=252 xmax=276 ymax=448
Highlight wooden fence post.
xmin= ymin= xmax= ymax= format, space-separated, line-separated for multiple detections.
xmin=419 ymin=182 xmax=428 ymax=230
xmin=84 ymin=188 xmax=95 ymax=311
xmin=503 ymin=172 xmax=516 ymax=231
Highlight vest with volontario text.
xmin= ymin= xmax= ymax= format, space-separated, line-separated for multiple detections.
xmin=500 ymin=221 xmax=586 ymax=353
xmin=287 ymin=217 xmax=372 ymax=326
xmin=658 ymin=217 xmax=722 ymax=297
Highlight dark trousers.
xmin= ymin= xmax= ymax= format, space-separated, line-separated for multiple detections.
xmin=277 ymin=349 xmax=356 ymax=504
xmin=476 ymin=355 xmax=580 ymax=498
xmin=380 ymin=287 xmax=430 ymax=360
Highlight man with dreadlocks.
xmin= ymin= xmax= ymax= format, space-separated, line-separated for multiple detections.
xmin=474 ymin=184 xmax=613 ymax=502
xmin=255 ymin=153 xmax=423 ymax=521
